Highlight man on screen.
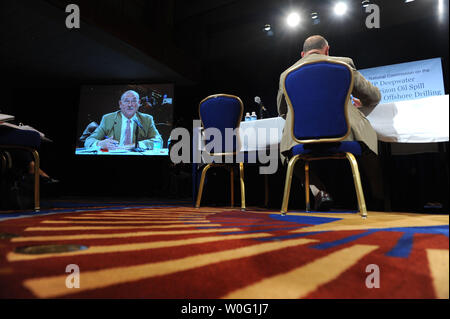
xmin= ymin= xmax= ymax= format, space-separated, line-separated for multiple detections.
xmin=85 ymin=90 xmax=162 ymax=150
xmin=277 ymin=35 xmax=384 ymax=211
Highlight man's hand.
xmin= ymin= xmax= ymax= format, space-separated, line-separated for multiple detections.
xmin=98 ymin=137 xmax=119 ymax=150
xmin=352 ymin=97 xmax=362 ymax=108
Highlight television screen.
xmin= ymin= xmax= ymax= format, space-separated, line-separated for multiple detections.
xmin=75 ymin=84 xmax=174 ymax=156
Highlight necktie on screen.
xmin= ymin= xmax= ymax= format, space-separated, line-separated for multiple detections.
xmin=124 ymin=119 xmax=132 ymax=145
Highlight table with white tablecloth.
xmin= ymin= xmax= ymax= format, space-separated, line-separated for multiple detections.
xmin=366 ymin=95 xmax=449 ymax=210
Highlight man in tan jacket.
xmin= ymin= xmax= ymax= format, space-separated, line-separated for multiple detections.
xmin=277 ymin=35 xmax=383 ymax=211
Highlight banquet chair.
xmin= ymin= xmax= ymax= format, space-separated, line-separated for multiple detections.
xmin=0 ymin=128 xmax=41 ymax=211
xmin=195 ymin=94 xmax=246 ymax=210
xmin=280 ymin=60 xmax=368 ymax=218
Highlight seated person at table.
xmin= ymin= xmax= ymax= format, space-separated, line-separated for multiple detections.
xmin=85 ymin=90 xmax=162 ymax=150
xmin=277 ymin=35 xmax=384 ymax=211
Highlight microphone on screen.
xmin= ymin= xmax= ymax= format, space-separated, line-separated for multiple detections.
xmin=133 ymin=118 xmax=144 ymax=129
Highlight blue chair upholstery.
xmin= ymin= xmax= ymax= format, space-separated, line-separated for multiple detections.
xmin=292 ymin=141 xmax=362 ymax=157
xmin=0 ymin=127 xmax=41 ymax=211
xmin=196 ymin=94 xmax=246 ymax=210
xmin=200 ymin=95 xmax=242 ymax=155
xmin=281 ymin=60 xmax=368 ymax=218
xmin=286 ymin=62 xmax=351 ymax=140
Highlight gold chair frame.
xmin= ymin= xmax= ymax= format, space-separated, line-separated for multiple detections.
xmin=280 ymin=60 xmax=367 ymax=218
xmin=195 ymin=94 xmax=246 ymax=211
xmin=0 ymin=151 xmax=8 ymax=175
xmin=0 ymin=145 xmax=40 ymax=211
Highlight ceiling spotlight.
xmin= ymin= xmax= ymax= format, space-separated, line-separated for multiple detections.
xmin=334 ymin=2 xmax=348 ymax=16
xmin=286 ymin=12 xmax=301 ymax=27
xmin=362 ymin=0 xmax=370 ymax=8
xmin=263 ymin=24 xmax=274 ymax=36
xmin=405 ymin=0 xmax=415 ymax=3
xmin=438 ymin=0 xmax=444 ymax=16
xmin=311 ymin=12 xmax=320 ymax=25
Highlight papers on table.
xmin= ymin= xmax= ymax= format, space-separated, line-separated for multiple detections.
xmin=0 ymin=113 xmax=14 ymax=122
xmin=0 ymin=121 xmax=53 ymax=142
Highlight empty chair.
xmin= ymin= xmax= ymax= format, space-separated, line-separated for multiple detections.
xmin=195 ymin=94 xmax=246 ymax=210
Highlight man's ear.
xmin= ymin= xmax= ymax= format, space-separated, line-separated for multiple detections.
xmin=324 ymin=46 xmax=330 ymax=56
xmin=301 ymin=51 xmax=305 ymax=58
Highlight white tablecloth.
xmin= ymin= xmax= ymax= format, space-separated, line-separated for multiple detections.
xmin=239 ymin=117 xmax=285 ymax=151
xmin=366 ymin=95 xmax=449 ymax=143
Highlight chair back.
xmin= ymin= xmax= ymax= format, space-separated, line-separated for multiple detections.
xmin=199 ymin=94 xmax=243 ymax=155
xmin=283 ymin=60 xmax=353 ymax=143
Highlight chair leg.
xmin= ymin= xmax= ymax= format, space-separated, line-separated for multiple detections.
xmin=345 ymin=153 xmax=368 ymax=218
xmin=239 ymin=163 xmax=246 ymax=211
xmin=195 ymin=164 xmax=212 ymax=208
xmin=230 ymin=166 xmax=234 ymax=208
xmin=281 ymin=155 xmax=301 ymax=216
xmin=305 ymin=160 xmax=310 ymax=212
xmin=31 ymin=149 xmax=40 ymax=212
xmin=0 ymin=152 xmax=6 ymax=175
xmin=4 ymin=151 xmax=12 ymax=169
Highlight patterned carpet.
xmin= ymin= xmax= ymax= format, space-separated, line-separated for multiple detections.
xmin=0 ymin=204 xmax=448 ymax=299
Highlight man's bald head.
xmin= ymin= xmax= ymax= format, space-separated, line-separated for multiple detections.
xmin=301 ymin=35 xmax=329 ymax=57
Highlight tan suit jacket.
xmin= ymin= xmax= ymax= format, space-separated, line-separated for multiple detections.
xmin=84 ymin=111 xmax=161 ymax=148
xmin=277 ymin=53 xmax=381 ymax=160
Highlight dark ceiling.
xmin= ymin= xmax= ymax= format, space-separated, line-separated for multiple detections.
xmin=0 ymin=0 xmax=448 ymax=93
xmin=0 ymin=0 xmax=194 ymax=84
xmin=174 ymin=0 xmax=445 ymax=60
xmin=173 ymin=0 xmax=449 ymax=104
